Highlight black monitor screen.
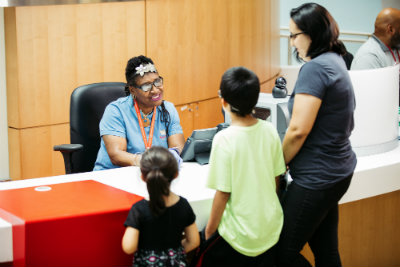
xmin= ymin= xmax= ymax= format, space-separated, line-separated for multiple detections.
xmin=253 ymin=107 xmax=271 ymax=121
xmin=181 ymin=127 xmax=218 ymax=164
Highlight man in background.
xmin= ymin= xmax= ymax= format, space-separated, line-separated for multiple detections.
xmin=351 ymin=7 xmax=400 ymax=105
xmin=351 ymin=7 xmax=400 ymax=70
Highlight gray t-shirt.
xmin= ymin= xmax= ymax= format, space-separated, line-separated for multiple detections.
xmin=288 ymin=52 xmax=357 ymax=190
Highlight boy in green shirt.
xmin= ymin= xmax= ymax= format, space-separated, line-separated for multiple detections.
xmin=202 ymin=67 xmax=286 ymax=266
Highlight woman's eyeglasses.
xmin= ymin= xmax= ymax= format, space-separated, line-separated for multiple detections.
xmin=135 ymin=77 xmax=163 ymax=92
xmin=289 ymin=32 xmax=305 ymax=39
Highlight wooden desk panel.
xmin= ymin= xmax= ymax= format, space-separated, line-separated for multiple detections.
xmin=301 ymin=190 xmax=400 ymax=267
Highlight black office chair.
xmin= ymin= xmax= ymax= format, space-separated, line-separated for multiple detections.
xmin=54 ymin=82 xmax=127 ymax=174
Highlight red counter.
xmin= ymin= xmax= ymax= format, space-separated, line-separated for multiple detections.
xmin=0 ymin=180 xmax=143 ymax=267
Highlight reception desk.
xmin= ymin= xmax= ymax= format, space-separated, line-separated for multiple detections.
xmin=1 ymin=147 xmax=400 ymax=266
xmin=0 ymin=163 xmax=215 ymax=266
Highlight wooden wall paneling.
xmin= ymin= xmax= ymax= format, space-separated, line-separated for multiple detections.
xmin=259 ymin=0 xmax=280 ymax=93
xmin=300 ymin=243 xmax=314 ymax=266
xmin=268 ymin=0 xmax=281 ymax=82
xmin=101 ymin=2 xmax=145 ymax=82
xmin=4 ymin=7 xmax=19 ymax=128
xmin=9 ymin=124 xmax=69 ymax=180
xmin=76 ymin=2 xmax=146 ymax=85
xmin=5 ymin=2 xmax=146 ymax=179
xmin=230 ymin=0 xmax=269 ymax=82
xmin=8 ymin=128 xmax=21 ymax=180
xmin=146 ymin=0 xmax=222 ymax=105
xmin=48 ymin=5 xmax=78 ymax=126
xmin=51 ymin=123 xmax=71 ymax=177
xmin=175 ymin=103 xmax=195 ymax=140
xmin=76 ymin=3 xmax=104 ymax=85
xmin=260 ymin=78 xmax=276 ymax=94
xmin=194 ymin=98 xmax=224 ymax=130
xmin=17 ymin=6 xmax=50 ymax=128
xmin=124 ymin=2 xmax=146 ymax=66
xmin=146 ymin=0 xmax=273 ymax=106
xmin=7 ymin=2 xmax=146 ymax=128
xmin=25 ymin=124 xmax=69 ymax=179
xmin=176 ymin=98 xmax=224 ymax=141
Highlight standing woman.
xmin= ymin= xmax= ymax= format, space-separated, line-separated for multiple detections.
xmin=94 ymin=55 xmax=185 ymax=170
xmin=278 ymin=3 xmax=357 ymax=267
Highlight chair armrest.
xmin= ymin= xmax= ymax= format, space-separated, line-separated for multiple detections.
xmin=53 ymin=144 xmax=83 ymax=153
xmin=53 ymin=144 xmax=84 ymax=174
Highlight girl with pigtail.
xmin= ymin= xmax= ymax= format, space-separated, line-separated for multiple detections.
xmin=122 ymin=146 xmax=200 ymax=267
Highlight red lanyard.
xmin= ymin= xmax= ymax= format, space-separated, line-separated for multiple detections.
xmin=386 ymin=44 xmax=400 ymax=64
xmin=134 ymin=100 xmax=157 ymax=149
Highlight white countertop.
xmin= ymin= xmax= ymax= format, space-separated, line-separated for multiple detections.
xmin=1 ymin=146 xmax=400 ymax=263
xmin=341 ymin=143 xmax=400 ymax=203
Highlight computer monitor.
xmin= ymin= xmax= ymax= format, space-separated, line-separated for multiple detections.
xmin=255 ymin=93 xmax=290 ymax=141
xmin=223 ymin=93 xmax=290 ymax=141
xmin=181 ymin=127 xmax=218 ymax=165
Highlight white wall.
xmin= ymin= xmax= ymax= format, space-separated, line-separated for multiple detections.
xmin=382 ymin=0 xmax=400 ymax=9
xmin=279 ymin=0 xmax=383 ymax=65
xmin=0 ymin=7 xmax=10 ymax=179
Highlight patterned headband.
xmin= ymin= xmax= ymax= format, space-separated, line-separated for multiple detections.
xmin=135 ymin=63 xmax=157 ymax=77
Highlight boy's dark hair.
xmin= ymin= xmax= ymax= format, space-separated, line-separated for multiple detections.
xmin=219 ymin=66 xmax=260 ymax=117
xmin=290 ymin=3 xmax=346 ymax=61
xmin=140 ymin=146 xmax=178 ymax=216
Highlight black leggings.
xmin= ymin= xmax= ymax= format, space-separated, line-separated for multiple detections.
xmin=194 ymin=231 xmax=276 ymax=267
xmin=277 ymin=175 xmax=352 ymax=267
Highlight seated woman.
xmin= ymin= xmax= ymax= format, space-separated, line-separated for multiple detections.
xmin=93 ymin=55 xmax=185 ymax=171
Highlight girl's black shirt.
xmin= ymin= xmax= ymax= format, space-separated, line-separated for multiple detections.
xmin=124 ymin=196 xmax=196 ymax=250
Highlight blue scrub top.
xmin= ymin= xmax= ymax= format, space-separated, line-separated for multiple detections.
xmin=93 ymin=96 xmax=183 ymax=171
